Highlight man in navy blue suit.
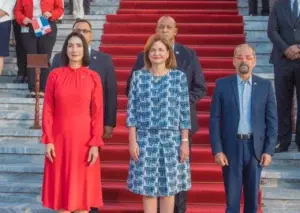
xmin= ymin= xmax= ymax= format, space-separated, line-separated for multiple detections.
xmin=209 ymin=44 xmax=278 ymax=213
xmin=126 ymin=15 xmax=207 ymax=213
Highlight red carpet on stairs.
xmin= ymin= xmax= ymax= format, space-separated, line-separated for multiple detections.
xmin=98 ymin=0 xmax=263 ymax=212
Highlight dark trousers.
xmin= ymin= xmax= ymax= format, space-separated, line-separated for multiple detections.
xmin=222 ymin=139 xmax=262 ymax=213
xmin=69 ymin=0 xmax=90 ymax=14
xmin=173 ymin=133 xmax=192 ymax=213
xmin=274 ymin=62 xmax=300 ymax=149
xmin=13 ymin=19 xmax=27 ymax=77
xmin=248 ymin=0 xmax=269 ymax=14
xmin=20 ymin=22 xmax=57 ymax=92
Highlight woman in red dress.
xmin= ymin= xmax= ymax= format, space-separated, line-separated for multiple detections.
xmin=41 ymin=31 xmax=104 ymax=213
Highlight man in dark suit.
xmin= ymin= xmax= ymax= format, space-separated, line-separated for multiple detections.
xmin=51 ymin=19 xmax=117 ymax=140
xmin=210 ymin=44 xmax=277 ymax=213
xmin=268 ymin=0 xmax=300 ymax=152
xmin=126 ymin=15 xmax=207 ymax=213
xmin=248 ymin=0 xmax=269 ymax=16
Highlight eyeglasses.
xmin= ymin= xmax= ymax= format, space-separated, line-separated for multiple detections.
xmin=157 ymin=25 xmax=174 ymax=30
xmin=234 ymin=56 xmax=255 ymax=61
xmin=73 ymin=29 xmax=91 ymax=34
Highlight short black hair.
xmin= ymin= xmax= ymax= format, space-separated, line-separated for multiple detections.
xmin=61 ymin=32 xmax=90 ymax=67
xmin=72 ymin=19 xmax=92 ymax=30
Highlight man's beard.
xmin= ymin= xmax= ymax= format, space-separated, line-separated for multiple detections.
xmin=238 ymin=62 xmax=249 ymax=74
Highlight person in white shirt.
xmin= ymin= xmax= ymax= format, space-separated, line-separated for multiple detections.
xmin=70 ymin=0 xmax=90 ymax=19
xmin=0 ymin=0 xmax=16 ymax=75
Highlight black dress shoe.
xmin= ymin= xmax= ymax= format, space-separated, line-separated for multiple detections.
xmin=261 ymin=12 xmax=269 ymax=16
xmin=249 ymin=13 xmax=257 ymax=16
xmin=14 ymin=76 xmax=28 ymax=83
xmin=13 ymin=76 xmax=24 ymax=83
xmin=275 ymin=147 xmax=288 ymax=153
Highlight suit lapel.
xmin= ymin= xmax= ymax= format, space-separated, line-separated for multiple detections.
xmin=295 ymin=10 xmax=300 ymax=26
xmin=285 ymin=0 xmax=295 ymax=26
xmin=251 ymin=76 xmax=258 ymax=127
xmin=89 ymin=49 xmax=97 ymax=70
xmin=231 ymin=76 xmax=240 ymax=112
xmin=174 ymin=43 xmax=186 ymax=69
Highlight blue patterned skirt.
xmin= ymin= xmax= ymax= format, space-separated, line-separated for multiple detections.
xmin=127 ymin=129 xmax=191 ymax=197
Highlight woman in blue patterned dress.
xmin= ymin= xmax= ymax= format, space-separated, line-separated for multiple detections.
xmin=126 ymin=34 xmax=191 ymax=213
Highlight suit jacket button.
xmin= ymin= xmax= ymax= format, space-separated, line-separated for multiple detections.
xmin=294 ymin=29 xmax=296 ymax=31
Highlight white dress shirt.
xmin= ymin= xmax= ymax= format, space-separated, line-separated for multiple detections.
xmin=33 ymin=0 xmax=42 ymax=18
xmin=0 ymin=0 xmax=16 ymax=23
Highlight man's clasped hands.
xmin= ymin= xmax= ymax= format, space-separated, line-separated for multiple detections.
xmin=285 ymin=44 xmax=300 ymax=60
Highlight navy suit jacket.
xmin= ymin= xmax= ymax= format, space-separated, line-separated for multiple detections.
xmin=209 ymin=74 xmax=278 ymax=160
xmin=126 ymin=43 xmax=207 ymax=134
xmin=51 ymin=49 xmax=117 ymax=127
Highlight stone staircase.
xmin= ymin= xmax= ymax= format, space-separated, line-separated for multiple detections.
xmin=0 ymin=0 xmax=299 ymax=213
xmin=3 ymin=0 xmax=120 ymax=76
xmin=0 ymin=0 xmax=120 ymax=212
xmin=261 ymin=148 xmax=300 ymax=213
xmin=240 ymin=2 xmax=300 ymax=213
xmin=245 ymin=16 xmax=272 ymax=74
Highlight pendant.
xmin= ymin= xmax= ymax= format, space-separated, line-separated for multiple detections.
xmin=153 ymin=76 xmax=161 ymax=83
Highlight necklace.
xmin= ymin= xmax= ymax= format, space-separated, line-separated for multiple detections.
xmin=150 ymin=69 xmax=170 ymax=83
xmin=153 ymin=76 xmax=162 ymax=83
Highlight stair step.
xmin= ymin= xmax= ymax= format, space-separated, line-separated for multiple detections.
xmin=117 ymin=9 xmax=238 ymax=15
xmin=0 ymin=192 xmax=40 ymax=203
xmin=101 ymin=34 xmax=245 ymax=45
xmin=0 ymin=181 xmax=258 ymax=204
xmin=245 ymin=31 xmax=270 ymax=42
xmin=106 ymin=14 xmax=243 ymax=23
xmin=262 ymin=187 xmax=300 ymax=200
xmin=0 ymin=142 xmax=214 ymax=164
xmin=0 ymin=162 xmax=223 ymax=183
xmin=0 ymin=125 xmax=210 ymax=145
xmin=103 ymin=23 xmax=244 ymax=34
xmin=63 ymin=2 xmax=119 ymax=15
xmin=262 ymin=167 xmax=300 ymax=181
xmin=244 ymin=22 xmax=267 ymax=31
xmin=119 ymin=1 xmax=238 ymax=10
xmin=263 ymin=200 xmax=300 ymax=213
xmin=243 ymin=16 xmax=269 ymax=22
xmin=0 ymin=201 xmax=262 ymax=213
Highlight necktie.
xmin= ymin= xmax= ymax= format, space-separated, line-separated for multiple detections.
xmin=293 ymin=0 xmax=298 ymax=23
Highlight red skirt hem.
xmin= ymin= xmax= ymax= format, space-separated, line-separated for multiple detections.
xmin=42 ymin=202 xmax=104 ymax=211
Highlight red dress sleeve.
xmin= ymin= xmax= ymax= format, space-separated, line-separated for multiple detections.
xmin=41 ymin=70 xmax=57 ymax=144
xmin=14 ymin=0 xmax=26 ymax=26
xmin=45 ymin=0 xmax=64 ymax=21
xmin=88 ymin=71 xmax=104 ymax=147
